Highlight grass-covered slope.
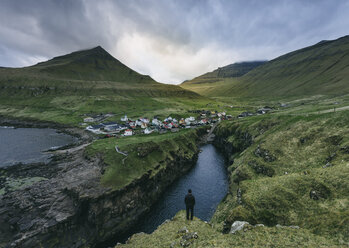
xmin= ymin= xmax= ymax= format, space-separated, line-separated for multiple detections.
xmin=117 ymin=211 xmax=341 ymax=248
xmin=1 ymin=46 xmax=156 ymax=83
xmin=0 ymin=46 xmax=202 ymax=125
xmin=182 ymin=35 xmax=349 ymax=97
xmin=181 ymin=61 xmax=266 ymax=96
xmin=212 ymin=110 xmax=349 ymax=245
xmin=85 ymin=129 xmax=203 ymax=189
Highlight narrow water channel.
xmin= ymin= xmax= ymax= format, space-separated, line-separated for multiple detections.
xmin=113 ymin=144 xmax=228 ymax=245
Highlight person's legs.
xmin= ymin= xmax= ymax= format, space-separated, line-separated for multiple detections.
xmin=190 ymin=206 xmax=194 ymax=220
xmin=186 ymin=206 xmax=190 ymax=220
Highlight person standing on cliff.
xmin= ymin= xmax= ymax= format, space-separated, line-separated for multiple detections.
xmin=185 ymin=189 xmax=195 ymax=220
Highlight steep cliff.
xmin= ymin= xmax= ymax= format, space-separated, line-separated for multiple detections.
xmin=0 ymin=128 xmax=206 ymax=248
xmin=212 ymin=113 xmax=349 ymax=245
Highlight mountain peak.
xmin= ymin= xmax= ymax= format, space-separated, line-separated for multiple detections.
xmin=31 ymin=46 xmax=156 ymax=83
xmin=86 ymin=45 xmax=110 ymax=55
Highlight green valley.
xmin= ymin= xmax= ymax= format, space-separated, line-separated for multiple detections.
xmin=182 ymin=35 xmax=349 ymax=98
xmin=1 ymin=36 xmax=349 ymax=248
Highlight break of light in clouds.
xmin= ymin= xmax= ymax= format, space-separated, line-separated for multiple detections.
xmin=0 ymin=0 xmax=349 ymax=84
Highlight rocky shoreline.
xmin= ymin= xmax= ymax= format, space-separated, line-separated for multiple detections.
xmin=0 ymin=115 xmax=94 ymax=141
xmin=0 ymin=117 xmax=202 ymax=248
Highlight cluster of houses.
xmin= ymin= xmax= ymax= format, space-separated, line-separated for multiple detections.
xmin=83 ymin=106 xmax=275 ymax=136
xmin=238 ymin=106 xmax=274 ymax=118
xmin=84 ymin=111 xmax=228 ymax=136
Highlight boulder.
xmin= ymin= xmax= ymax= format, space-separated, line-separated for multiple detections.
xmin=323 ymin=162 xmax=333 ymax=168
xmin=178 ymin=226 xmax=188 ymax=234
xmin=230 ymin=221 xmax=249 ymax=234
xmin=309 ymin=190 xmax=320 ymax=200
xmin=180 ymin=232 xmax=198 ymax=247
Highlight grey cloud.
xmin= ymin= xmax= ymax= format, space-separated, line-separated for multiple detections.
xmin=0 ymin=0 xmax=349 ymax=83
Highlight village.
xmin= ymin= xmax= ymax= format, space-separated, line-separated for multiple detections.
xmin=83 ymin=110 xmax=231 ymax=137
xmin=82 ymin=106 xmax=275 ymax=137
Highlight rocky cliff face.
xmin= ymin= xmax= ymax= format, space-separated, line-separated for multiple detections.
xmin=213 ymin=123 xmax=253 ymax=164
xmin=0 ymin=136 xmax=199 ymax=248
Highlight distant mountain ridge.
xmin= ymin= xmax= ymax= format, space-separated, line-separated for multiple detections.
xmin=182 ymin=35 xmax=349 ymax=97
xmin=182 ymin=61 xmax=266 ymax=85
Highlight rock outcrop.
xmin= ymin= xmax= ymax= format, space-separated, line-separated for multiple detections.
xmin=0 ymin=137 xmax=199 ymax=248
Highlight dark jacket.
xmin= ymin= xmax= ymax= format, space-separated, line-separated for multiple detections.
xmin=185 ymin=193 xmax=195 ymax=207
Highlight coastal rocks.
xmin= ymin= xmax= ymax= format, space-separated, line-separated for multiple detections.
xmin=0 ymin=138 xmax=200 ymax=248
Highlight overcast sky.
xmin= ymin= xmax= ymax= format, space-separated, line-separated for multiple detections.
xmin=1 ymin=0 xmax=349 ymax=84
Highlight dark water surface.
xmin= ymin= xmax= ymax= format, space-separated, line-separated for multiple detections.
xmin=112 ymin=144 xmax=228 ymax=245
xmin=0 ymin=127 xmax=77 ymax=167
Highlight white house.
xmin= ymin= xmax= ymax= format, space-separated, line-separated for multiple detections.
xmin=84 ymin=117 xmax=94 ymax=122
xmin=85 ymin=124 xmax=104 ymax=134
xmin=121 ymin=115 xmax=128 ymax=122
xmin=135 ymin=120 xmax=143 ymax=126
xmin=140 ymin=117 xmax=150 ymax=124
xmin=104 ymin=125 xmax=120 ymax=132
xmin=144 ymin=128 xmax=153 ymax=134
xmin=152 ymin=118 xmax=161 ymax=126
xmin=124 ymin=129 xmax=133 ymax=136
xmin=129 ymin=122 xmax=136 ymax=128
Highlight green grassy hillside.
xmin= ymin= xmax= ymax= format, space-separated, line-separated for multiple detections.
xmin=0 ymin=46 xmax=205 ymax=125
xmin=182 ymin=35 xmax=349 ymax=97
xmin=1 ymin=46 xmax=157 ymax=83
xmin=212 ymin=110 xmax=349 ymax=245
xmin=85 ymin=128 xmax=203 ymax=189
xmin=181 ymin=61 xmax=266 ymax=96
